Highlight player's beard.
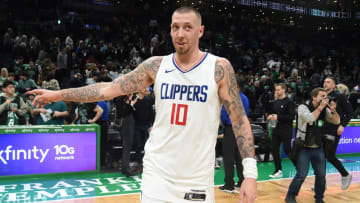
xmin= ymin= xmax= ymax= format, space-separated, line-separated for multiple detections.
xmin=175 ymin=45 xmax=190 ymax=55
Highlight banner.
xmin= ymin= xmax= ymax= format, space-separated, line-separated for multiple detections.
xmin=0 ymin=125 xmax=98 ymax=176
xmin=281 ymin=124 xmax=360 ymax=157
xmin=335 ymin=127 xmax=360 ymax=154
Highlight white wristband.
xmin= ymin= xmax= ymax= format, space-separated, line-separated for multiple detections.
xmin=242 ymin=158 xmax=258 ymax=179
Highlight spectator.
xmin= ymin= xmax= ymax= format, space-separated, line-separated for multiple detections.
xmin=121 ymin=64 xmax=132 ymax=75
xmin=86 ymin=70 xmax=100 ymax=85
xmin=69 ymin=52 xmax=81 ymax=76
xmin=65 ymin=35 xmax=74 ymax=49
xmin=268 ymin=83 xmax=296 ymax=178
xmin=219 ymin=77 xmax=249 ymax=193
xmin=97 ymin=100 xmax=110 ymax=168
xmin=7 ymin=72 xmax=18 ymax=89
xmin=99 ymin=69 xmax=112 ymax=82
xmin=56 ymin=46 xmax=68 ymax=84
xmin=13 ymin=57 xmax=24 ymax=80
xmin=310 ymin=70 xmax=322 ymax=88
xmin=287 ymin=86 xmax=296 ymax=103
xmin=114 ymin=95 xmax=137 ymax=177
xmin=32 ymin=99 xmax=69 ymax=125
xmin=25 ymin=61 xmax=39 ymax=82
xmin=17 ymin=72 xmax=37 ymax=98
xmin=24 ymin=93 xmax=35 ymax=125
xmin=259 ymin=85 xmax=273 ymax=114
xmin=108 ymin=63 xmax=120 ymax=80
xmin=0 ymin=80 xmax=27 ymax=126
xmin=133 ymin=51 xmax=143 ymax=66
xmin=72 ymin=102 xmax=103 ymax=124
xmin=244 ymin=78 xmax=257 ymax=112
xmin=133 ymin=88 xmax=155 ymax=170
xmin=41 ymin=73 xmax=60 ymax=91
xmin=70 ymin=73 xmax=85 ymax=88
xmin=0 ymin=67 xmax=8 ymax=87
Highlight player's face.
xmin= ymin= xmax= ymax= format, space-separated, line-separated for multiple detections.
xmin=170 ymin=11 xmax=203 ymax=55
xmin=323 ymin=78 xmax=336 ymax=91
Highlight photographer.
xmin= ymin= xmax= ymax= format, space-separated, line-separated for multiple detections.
xmin=268 ymin=83 xmax=296 ymax=178
xmin=286 ymin=88 xmax=340 ymax=203
xmin=323 ymin=77 xmax=353 ymax=190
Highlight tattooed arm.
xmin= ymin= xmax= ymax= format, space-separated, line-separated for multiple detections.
xmin=216 ymin=57 xmax=257 ymax=203
xmin=29 ymin=57 xmax=162 ymax=106
xmin=216 ymin=58 xmax=255 ymax=159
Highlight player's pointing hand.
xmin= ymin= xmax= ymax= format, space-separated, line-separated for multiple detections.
xmin=26 ymin=89 xmax=61 ymax=108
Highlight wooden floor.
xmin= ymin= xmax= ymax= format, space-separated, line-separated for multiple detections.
xmin=49 ymin=171 xmax=360 ymax=203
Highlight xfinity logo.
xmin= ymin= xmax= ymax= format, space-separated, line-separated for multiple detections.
xmin=0 ymin=145 xmax=49 ymax=165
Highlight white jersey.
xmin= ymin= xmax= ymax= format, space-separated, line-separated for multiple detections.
xmin=141 ymin=52 xmax=221 ymax=202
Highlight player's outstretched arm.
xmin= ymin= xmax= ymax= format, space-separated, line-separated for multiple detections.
xmin=28 ymin=56 xmax=162 ymax=107
xmin=216 ymin=58 xmax=257 ymax=203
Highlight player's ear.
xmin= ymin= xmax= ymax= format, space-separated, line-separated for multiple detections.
xmin=199 ymin=25 xmax=204 ymax=38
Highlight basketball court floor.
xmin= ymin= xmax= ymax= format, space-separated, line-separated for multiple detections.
xmin=0 ymin=153 xmax=359 ymax=203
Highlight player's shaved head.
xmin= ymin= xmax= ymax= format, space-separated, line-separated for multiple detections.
xmin=173 ymin=6 xmax=202 ymax=25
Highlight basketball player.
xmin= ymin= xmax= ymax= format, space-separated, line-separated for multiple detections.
xmin=28 ymin=7 xmax=257 ymax=203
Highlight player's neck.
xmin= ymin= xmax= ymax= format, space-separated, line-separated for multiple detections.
xmin=174 ymin=49 xmax=204 ymax=71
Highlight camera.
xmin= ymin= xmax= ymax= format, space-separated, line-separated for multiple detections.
xmin=326 ymin=95 xmax=337 ymax=103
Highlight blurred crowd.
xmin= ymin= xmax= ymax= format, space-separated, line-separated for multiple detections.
xmin=0 ymin=7 xmax=359 ymax=176
xmin=1 ymin=9 xmax=359 ymax=121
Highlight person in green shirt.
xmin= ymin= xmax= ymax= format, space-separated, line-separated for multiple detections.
xmin=25 ymin=61 xmax=39 ymax=82
xmin=17 ymin=71 xmax=38 ymax=98
xmin=72 ymin=102 xmax=103 ymax=124
xmin=32 ymin=100 xmax=69 ymax=125
xmin=13 ymin=58 xmax=24 ymax=80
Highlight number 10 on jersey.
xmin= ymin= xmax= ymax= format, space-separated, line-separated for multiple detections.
xmin=170 ymin=103 xmax=188 ymax=126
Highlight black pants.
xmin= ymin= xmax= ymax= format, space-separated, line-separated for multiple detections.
xmin=134 ymin=124 xmax=149 ymax=164
xmin=98 ymin=120 xmax=109 ymax=166
xmin=120 ymin=114 xmax=135 ymax=171
xmin=55 ymin=68 xmax=65 ymax=87
xmin=222 ymin=125 xmax=243 ymax=188
xmin=324 ymin=135 xmax=349 ymax=177
xmin=271 ymin=128 xmax=293 ymax=171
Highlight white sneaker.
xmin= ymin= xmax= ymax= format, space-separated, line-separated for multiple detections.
xmin=342 ymin=174 xmax=352 ymax=190
xmin=269 ymin=170 xmax=283 ymax=178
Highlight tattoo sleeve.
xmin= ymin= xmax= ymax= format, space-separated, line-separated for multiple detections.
xmin=60 ymin=82 xmax=110 ymax=102
xmin=215 ymin=63 xmax=225 ymax=83
xmin=217 ymin=60 xmax=255 ymax=159
xmin=60 ymin=56 xmax=162 ymax=102
xmin=114 ymin=56 xmax=162 ymax=94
